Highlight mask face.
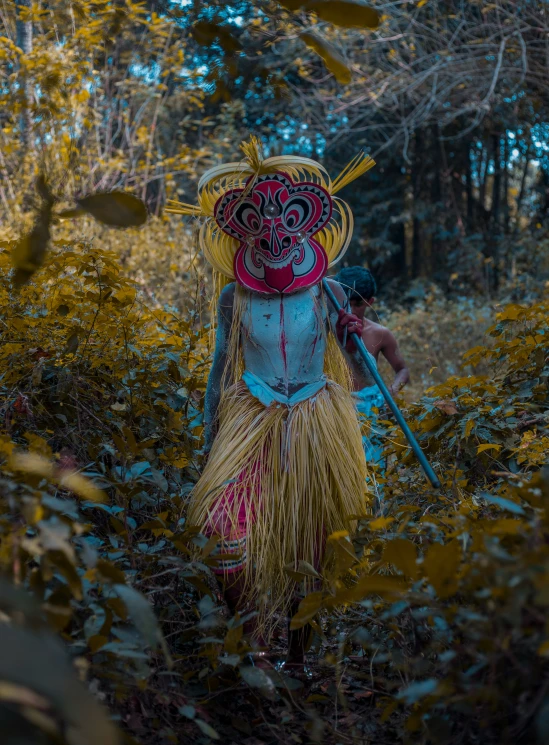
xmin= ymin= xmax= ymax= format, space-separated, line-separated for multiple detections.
xmin=214 ymin=172 xmax=332 ymax=294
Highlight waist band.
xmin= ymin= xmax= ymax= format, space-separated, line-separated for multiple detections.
xmin=242 ymin=370 xmax=327 ymax=407
xmin=352 ymin=384 xmax=384 ymax=402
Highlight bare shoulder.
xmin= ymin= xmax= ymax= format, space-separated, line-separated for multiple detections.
xmin=378 ymin=324 xmax=398 ymax=348
xmin=362 ymin=319 xmax=396 ymax=349
xmin=363 ymin=318 xmax=389 ymax=336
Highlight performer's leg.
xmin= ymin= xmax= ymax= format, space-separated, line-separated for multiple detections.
xmin=223 ymin=569 xmax=247 ymax=615
xmin=287 ymin=596 xmax=312 ymax=665
xmin=287 ymin=539 xmax=321 ymax=664
xmin=206 ymin=487 xmax=268 ymax=647
xmin=223 ymin=569 xmax=265 ymax=645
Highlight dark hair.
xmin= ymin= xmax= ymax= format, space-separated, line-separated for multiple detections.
xmin=334 ymin=266 xmax=377 ymax=302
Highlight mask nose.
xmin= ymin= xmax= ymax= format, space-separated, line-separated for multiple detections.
xmin=269 ymin=228 xmax=284 ymax=258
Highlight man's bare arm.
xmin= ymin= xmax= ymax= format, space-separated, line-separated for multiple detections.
xmin=381 ymin=329 xmax=410 ymax=395
xmin=325 ymin=278 xmax=375 ymax=388
xmin=203 ymin=283 xmax=235 ymax=452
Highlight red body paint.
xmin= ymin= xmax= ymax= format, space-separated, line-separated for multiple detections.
xmin=279 ymin=295 xmax=288 ymax=373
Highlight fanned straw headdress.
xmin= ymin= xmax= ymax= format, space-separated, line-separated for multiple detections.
xmin=166 ymin=137 xmax=375 ymax=290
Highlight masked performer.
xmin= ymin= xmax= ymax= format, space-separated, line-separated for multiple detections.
xmin=167 ymin=139 xmax=376 ymax=653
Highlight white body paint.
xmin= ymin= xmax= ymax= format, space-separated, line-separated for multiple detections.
xmin=203 ymin=281 xmax=374 ymax=449
xmin=240 ymin=285 xmax=327 ymax=397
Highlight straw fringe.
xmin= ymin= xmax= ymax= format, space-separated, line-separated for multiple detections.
xmin=331 ymin=152 xmax=375 ymax=195
xmin=188 ymin=381 xmax=370 ymax=638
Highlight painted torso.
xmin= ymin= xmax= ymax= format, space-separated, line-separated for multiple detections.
xmin=240 ymin=285 xmax=327 ymax=397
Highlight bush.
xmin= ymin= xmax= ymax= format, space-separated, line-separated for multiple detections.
xmin=296 ymin=297 xmax=549 ymax=744
xmin=1 ymin=227 xmax=549 ymax=744
xmin=0 ymin=237 xmax=224 ymax=742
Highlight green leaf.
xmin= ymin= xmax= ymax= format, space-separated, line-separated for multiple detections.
xmin=114 ymin=584 xmax=159 ymax=645
xmin=283 ymin=1 xmax=379 ymax=29
xmin=0 ymin=623 xmax=118 ymax=745
xmin=383 ymin=538 xmax=419 ymax=580
xmin=64 ymin=332 xmax=79 ymax=355
xmin=96 ymin=560 xmax=126 ymax=584
xmin=329 ymin=574 xmax=406 ymax=606
xmin=477 ymin=443 xmax=502 ymax=454
xmin=193 ymin=21 xmax=242 ymax=53
xmin=423 ymin=541 xmax=461 ymax=598
xmin=240 ymin=665 xmax=276 ymax=698
xmin=265 ymin=668 xmax=304 ymax=690
xmin=290 ymin=591 xmax=323 ymax=629
xmin=196 ymin=719 xmax=220 ymax=740
xmin=12 ymin=176 xmax=54 ymax=287
xmin=56 ymin=207 xmax=87 ymax=220
xmin=397 ymin=678 xmax=439 ymax=704
xmin=300 ymin=32 xmax=352 ymax=84
xmin=77 ymin=192 xmax=148 ymax=228
xmin=481 ymin=492 xmax=525 ymax=515
xmin=0 ymin=578 xmax=44 ymax=627
xmin=284 ymin=559 xmax=321 ymax=581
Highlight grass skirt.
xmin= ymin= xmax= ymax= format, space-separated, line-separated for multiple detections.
xmin=188 ymin=379 xmax=370 ymax=635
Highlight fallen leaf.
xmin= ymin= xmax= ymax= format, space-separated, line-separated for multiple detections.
xmin=434 ymin=399 xmax=458 ymax=415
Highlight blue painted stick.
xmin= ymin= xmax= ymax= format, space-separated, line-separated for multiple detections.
xmin=322 ymin=279 xmax=441 ymax=489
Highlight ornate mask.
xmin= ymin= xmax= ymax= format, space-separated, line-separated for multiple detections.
xmin=214 ymin=172 xmax=333 ymax=294
xmin=165 ymin=138 xmax=376 ymax=292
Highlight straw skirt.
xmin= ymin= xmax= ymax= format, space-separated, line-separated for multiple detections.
xmin=188 ymin=379 xmax=370 ymax=634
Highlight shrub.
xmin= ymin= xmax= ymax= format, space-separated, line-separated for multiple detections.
xmin=296 ymin=298 xmax=549 ymax=744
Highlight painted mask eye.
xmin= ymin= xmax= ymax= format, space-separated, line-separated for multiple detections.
xmin=282 ymin=196 xmax=312 ymax=233
xmin=281 ymin=236 xmax=292 ymax=249
xmin=233 ymin=201 xmax=262 ymax=235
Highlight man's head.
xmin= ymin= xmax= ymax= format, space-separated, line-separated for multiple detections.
xmin=334 ymin=266 xmax=377 ymax=318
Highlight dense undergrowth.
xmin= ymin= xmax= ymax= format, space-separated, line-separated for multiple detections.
xmin=0 ymin=229 xmax=548 ymax=744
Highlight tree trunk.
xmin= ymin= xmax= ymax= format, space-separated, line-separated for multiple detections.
xmin=404 ymin=182 xmax=414 ymax=280
xmin=16 ymin=0 xmax=33 ymax=149
xmin=503 ymin=135 xmax=510 ymax=234
xmin=465 ymin=141 xmax=473 ymax=232
xmin=439 ymin=134 xmax=464 ymax=236
xmin=412 ymin=129 xmax=423 ymax=278
xmin=479 ymin=141 xmax=489 ymax=221
xmin=515 ymin=151 xmax=530 ymax=232
xmin=431 ymin=125 xmax=442 ymax=275
xmin=487 ymin=134 xmax=502 ymax=292
xmin=491 ymin=134 xmax=502 ymax=228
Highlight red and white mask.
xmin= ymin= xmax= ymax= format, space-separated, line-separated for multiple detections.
xmin=214 ymin=172 xmax=333 ymax=294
